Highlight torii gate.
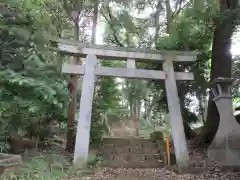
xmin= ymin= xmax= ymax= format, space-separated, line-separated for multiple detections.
xmin=53 ymin=39 xmax=198 ymax=169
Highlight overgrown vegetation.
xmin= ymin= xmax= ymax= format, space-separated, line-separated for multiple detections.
xmin=0 ymin=0 xmax=70 ymax=151
xmin=1 ymin=151 xmax=103 ymax=179
xmin=0 ymin=0 xmax=239 ymax=179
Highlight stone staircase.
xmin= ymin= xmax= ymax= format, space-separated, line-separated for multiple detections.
xmin=98 ymin=137 xmax=167 ymax=168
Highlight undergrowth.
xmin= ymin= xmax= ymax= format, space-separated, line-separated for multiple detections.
xmin=1 ymin=151 xmax=103 ymax=180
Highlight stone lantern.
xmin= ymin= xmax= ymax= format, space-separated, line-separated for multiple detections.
xmin=208 ymin=78 xmax=240 ymax=166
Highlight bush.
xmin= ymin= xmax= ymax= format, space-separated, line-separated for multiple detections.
xmin=90 ymin=99 xmax=109 ymax=144
xmin=140 ymin=118 xmax=153 ymax=130
xmin=150 ymin=131 xmax=164 ymax=142
xmin=2 ymin=155 xmax=72 ymax=180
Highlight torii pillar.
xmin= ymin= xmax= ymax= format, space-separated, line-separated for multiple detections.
xmin=208 ymin=78 xmax=240 ymax=166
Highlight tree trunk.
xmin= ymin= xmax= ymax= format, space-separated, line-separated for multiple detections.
xmin=165 ymin=0 xmax=173 ymax=33
xmin=91 ymin=0 xmax=98 ymax=44
xmin=197 ymin=90 xmax=206 ymax=125
xmin=236 ymin=113 xmax=240 ymax=124
xmin=65 ymin=15 xmax=80 ymax=154
xmin=134 ymin=100 xmax=141 ymax=136
xmin=183 ymin=121 xmax=197 ymax=140
xmin=144 ymin=98 xmax=148 ymax=120
xmin=203 ymin=96 xmax=208 ymax=125
xmin=65 ymin=74 xmax=77 ymax=153
xmin=179 ymin=101 xmax=198 ymax=140
xmin=195 ymin=0 xmax=238 ymax=147
xmin=145 ymin=99 xmax=152 ymax=121
xmin=153 ymin=0 xmax=162 ymax=44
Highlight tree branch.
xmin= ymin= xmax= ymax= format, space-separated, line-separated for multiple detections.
xmin=100 ymin=5 xmax=125 ymax=47
xmin=153 ymin=0 xmax=162 ymax=44
xmin=170 ymin=0 xmax=191 ymax=22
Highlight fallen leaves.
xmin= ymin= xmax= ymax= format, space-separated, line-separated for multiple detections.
xmin=77 ymin=148 xmax=240 ymax=180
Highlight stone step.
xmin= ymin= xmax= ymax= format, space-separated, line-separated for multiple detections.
xmin=98 ymin=138 xmax=167 ymax=168
xmin=99 ymin=143 xmax=164 ymax=150
xmin=102 ymin=137 xmax=161 ymax=143
xmin=98 ymin=147 xmax=162 ymax=155
xmin=159 ymin=152 xmax=176 ymax=165
xmin=101 ymin=138 xmax=164 ymax=147
xmin=101 ymin=159 xmax=165 ymax=168
xmin=99 ymin=153 xmax=163 ymax=161
xmin=99 ymin=147 xmax=130 ymax=154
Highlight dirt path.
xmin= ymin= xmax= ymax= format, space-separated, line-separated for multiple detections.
xmin=74 ymin=149 xmax=240 ymax=180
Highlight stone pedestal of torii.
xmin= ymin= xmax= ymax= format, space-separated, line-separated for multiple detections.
xmin=208 ymin=78 xmax=240 ymax=167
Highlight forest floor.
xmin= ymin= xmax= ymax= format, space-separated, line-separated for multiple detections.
xmin=2 ymin=126 xmax=240 ymax=180
xmin=77 ymin=148 xmax=240 ymax=180
xmin=2 ymin=142 xmax=240 ymax=179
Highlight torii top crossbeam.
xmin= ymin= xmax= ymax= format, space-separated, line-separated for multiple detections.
xmin=52 ymin=39 xmax=198 ymax=62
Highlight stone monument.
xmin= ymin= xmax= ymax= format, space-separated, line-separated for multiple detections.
xmin=208 ymin=78 xmax=240 ymax=166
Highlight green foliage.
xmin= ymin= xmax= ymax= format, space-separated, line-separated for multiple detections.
xmin=86 ymin=155 xmax=104 ymax=168
xmin=153 ymin=1 xmax=218 ymax=122
xmin=2 ymin=153 xmax=77 ymax=180
xmin=140 ymin=118 xmax=153 ymax=130
xmin=89 ymin=60 xmax=123 ymax=143
xmin=101 ymin=1 xmax=212 ymax=129
xmin=1 ymin=0 xmax=238 ymax=159
xmin=150 ymin=131 xmax=163 ymax=142
xmin=2 ymin=152 xmax=103 ymax=179
xmin=90 ymin=99 xmax=107 ymax=143
xmin=181 ymin=106 xmax=199 ymax=124
xmin=0 ymin=0 xmax=70 ymax=149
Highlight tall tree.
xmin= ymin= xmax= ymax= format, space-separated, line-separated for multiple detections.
xmin=63 ymin=0 xmax=85 ymax=153
xmin=195 ymin=0 xmax=239 ymax=146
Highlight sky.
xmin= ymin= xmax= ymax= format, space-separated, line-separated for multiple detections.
xmin=231 ymin=31 xmax=240 ymax=56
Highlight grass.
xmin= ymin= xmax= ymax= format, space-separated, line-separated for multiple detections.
xmin=1 ymin=150 xmax=102 ymax=180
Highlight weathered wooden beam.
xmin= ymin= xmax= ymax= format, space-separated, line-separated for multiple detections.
xmin=52 ymin=39 xmax=198 ymax=62
xmin=62 ymin=64 xmax=194 ymax=80
xmin=163 ymin=57 xmax=189 ymax=169
xmin=73 ymin=54 xmax=97 ymax=165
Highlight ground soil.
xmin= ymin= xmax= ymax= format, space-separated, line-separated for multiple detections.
xmin=75 ymin=148 xmax=240 ymax=180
